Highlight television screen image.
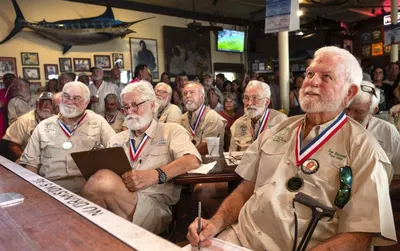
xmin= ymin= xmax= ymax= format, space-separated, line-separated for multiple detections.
xmin=217 ymin=29 xmax=245 ymax=53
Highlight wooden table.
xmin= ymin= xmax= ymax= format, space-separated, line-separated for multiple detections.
xmin=173 ymin=156 xmax=242 ymax=186
xmin=0 ymin=165 xmax=134 ymax=251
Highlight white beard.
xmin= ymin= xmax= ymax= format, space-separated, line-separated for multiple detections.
xmin=184 ymin=101 xmax=199 ymax=112
xmin=300 ymin=87 xmax=348 ymax=113
xmin=60 ymin=103 xmax=84 ymax=118
xmin=125 ymin=113 xmax=153 ymax=131
xmin=245 ymin=105 xmax=264 ymax=119
xmin=156 ymin=97 xmax=169 ymax=110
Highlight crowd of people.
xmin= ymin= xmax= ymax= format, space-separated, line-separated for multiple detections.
xmin=0 ymin=45 xmax=399 ymax=250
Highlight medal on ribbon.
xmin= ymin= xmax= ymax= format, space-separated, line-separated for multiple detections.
xmin=129 ymin=134 xmax=149 ymax=162
xmin=105 ymin=111 xmax=119 ymax=124
xmin=189 ymin=104 xmax=206 ymax=137
xmin=253 ymin=108 xmax=270 ymax=140
xmin=57 ymin=113 xmax=87 ymax=150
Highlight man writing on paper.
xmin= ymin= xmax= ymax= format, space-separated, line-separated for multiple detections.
xmin=20 ymin=81 xmax=115 ymax=193
xmin=187 ymin=47 xmax=396 ymax=250
xmin=180 ymin=82 xmax=226 ymax=155
xmin=229 ymin=80 xmax=287 ymax=152
xmin=345 ymin=81 xmax=400 ymax=175
xmin=99 ymin=93 xmax=125 ymax=133
xmin=155 ymin=82 xmax=182 ymax=123
xmin=80 ymin=80 xmax=201 ymax=234
xmin=3 ymin=92 xmax=54 ymax=161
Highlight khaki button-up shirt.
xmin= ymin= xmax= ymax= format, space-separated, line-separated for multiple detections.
xmin=99 ymin=110 xmax=125 ymax=133
xmin=229 ymin=108 xmax=287 ymax=152
xmin=3 ymin=110 xmax=38 ymax=149
xmin=367 ymin=116 xmax=400 ymax=175
xmin=181 ymin=105 xmax=226 ymax=153
xmin=232 ymin=114 xmax=396 ymax=250
xmin=8 ymin=95 xmax=37 ymax=124
xmin=107 ymin=119 xmax=201 ymax=205
xmin=158 ymin=103 xmax=182 ymax=124
xmin=20 ymin=110 xmax=115 ymax=183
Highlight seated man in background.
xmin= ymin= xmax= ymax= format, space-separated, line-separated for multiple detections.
xmin=181 ymin=82 xmax=226 ymax=155
xmin=3 ymin=92 xmax=54 ymax=161
xmin=20 ymin=81 xmax=115 ymax=193
xmin=99 ymin=93 xmax=125 ymax=133
xmin=187 ymin=46 xmax=396 ymax=250
xmin=8 ymin=78 xmax=37 ymax=124
xmin=155 ymin=82 xmax=182 ymax=123
xmin=346 ymin=81 xmax=400 ymax=176
xmin=207 ymin=87 xmax=224 ymax=112
xmin=80 ymin=81 xmax=201 ymax=234
xmin=229 ymin=80 xmax=287 ymax=152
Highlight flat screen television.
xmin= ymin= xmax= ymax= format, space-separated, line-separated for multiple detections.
xmin=217 ymin=29 xmax=245 ymax=53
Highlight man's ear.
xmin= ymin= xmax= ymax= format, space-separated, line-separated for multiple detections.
xmin=373 ymin=106 xmax=379 ymax=114
xmin=344 ymin=85 xmax=359 ymax=105
xmin=265 ymin=98 xmax=270 ymax=108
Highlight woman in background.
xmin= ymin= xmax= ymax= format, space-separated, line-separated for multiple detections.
xmin=45 ymin=79 xmax=58 ymax=93
xmin=218 ymin=95 xmax=239 ymax=152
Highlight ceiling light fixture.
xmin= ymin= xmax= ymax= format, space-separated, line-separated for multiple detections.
xmin=295 ymin=30 xmax=304 ymax=36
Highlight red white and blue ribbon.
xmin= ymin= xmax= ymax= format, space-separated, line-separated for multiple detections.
xmin=253 ymin=108 xmax=270 ymax=140
xmin=57 ymin=113 xmax=87 ymax=138
xmin=129 ymin=134 xmax=149 ymax=162
xmin=105 ymin=111 xmax=119 ymax=124
xmin=295 ymin=112 xmax=347 ymax=166
xmin=189 ymin=104 xmax=206 ymax=137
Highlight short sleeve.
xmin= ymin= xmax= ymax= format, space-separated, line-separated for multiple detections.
xmin=169 ymin=124 xmax=201 ymax=162
xmin=3 ymin=118 xmax=28 ymax=145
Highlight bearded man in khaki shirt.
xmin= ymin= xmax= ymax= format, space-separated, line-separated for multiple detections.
xmin=8 ymin=78 xmax=37 ymax=124
xmin=99 ymin=93 xmax=125 ymax=133
xmin=3 ymin=92 xmax=54 ymax=161
xmin=187 ymin=46 xmax=397 ymax=250
xmin=155 ymin=82 xmax=182 ymax=123
xmin=80 ymin=80 xmax=201 ymax=234
xmin=230 ymin=80 xmax=287 ymax=152
xmin=20 ymin=81 xmax=115 ymax=193
xmin=181 ymin=82 xmax=226 ymax=155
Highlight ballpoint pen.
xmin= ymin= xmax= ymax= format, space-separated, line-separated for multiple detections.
xmin=197 ymin=201 xmax=201 ymax=251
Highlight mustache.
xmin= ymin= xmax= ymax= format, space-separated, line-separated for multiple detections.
xmin=126 ymin=114 xmax=141 ymax=120
xmin=301 ymin=87 xmax=320 ymax=95
xmin=246 ymin=105 xmax=257 ymax=110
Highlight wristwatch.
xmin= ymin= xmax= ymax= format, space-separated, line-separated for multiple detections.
xmin=155 ymin=168 xmax=167 ymax=184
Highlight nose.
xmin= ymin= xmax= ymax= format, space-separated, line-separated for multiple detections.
xmin=307 ymin=74 xmax=322 ymax=87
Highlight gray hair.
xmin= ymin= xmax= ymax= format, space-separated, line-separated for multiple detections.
xmin=120 ymin=80 xmax=159 ymax=116
xmin=246 ymin=80 xmax=271 ymax=99
xmin=155 ymin=82 xmax=173 ymax=97
xmin=314 ymin=46 xmax=363 ymax=88
xmin=351 ymin=81 xmax=380 ymax=113
xmin=62 ymin=81 xmax=90 ymax=102
xmin=104 ymin=93 xmax=119 ymax=102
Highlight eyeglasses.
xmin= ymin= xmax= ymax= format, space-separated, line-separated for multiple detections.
xmin=62 ymin=92 xmax=84 ymax=104
xmin=334 ymin=166 xmax=352 ymax=208
xmin=120 ymin=100 xmax=148 ymax=113
xmin=154 ymin=89 xmax=169 ymax=96
xmin=360 ymin=85 xmax=377 ymax=98
xmin=242 ymin=95 xmax=266 ymax=104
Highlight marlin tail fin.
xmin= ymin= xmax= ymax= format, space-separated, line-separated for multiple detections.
xmin=0 ymin=0 xmax=27 ymax=44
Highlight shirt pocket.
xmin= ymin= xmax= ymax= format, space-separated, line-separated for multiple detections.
xmin=256 ymin=143 xmax=286 ymax=186
xmin=139 ymin=147 xmax=171 ymax=170
xmin=79 ymin=127 xmax=101 ymax=149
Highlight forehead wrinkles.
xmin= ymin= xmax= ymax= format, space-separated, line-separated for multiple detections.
xmin=310 ymin=54 xmax=345 ymax=82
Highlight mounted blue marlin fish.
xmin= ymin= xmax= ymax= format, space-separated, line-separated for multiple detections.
xmin=0 ymin=0 xmax=154 ymax=54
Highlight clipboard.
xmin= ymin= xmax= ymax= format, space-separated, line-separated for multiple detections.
xmin=71 ymin=147 xmax=132 ymax=181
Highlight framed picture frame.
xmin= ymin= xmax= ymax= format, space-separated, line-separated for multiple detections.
xmin=23 ymin=67 xmax=40 ymax=80
xmin=59 ymin=58 xmax=73 ymax=72
xmin=130 ymin=37 xmax=159 ymax=79
xmin=73 ymin=58 xmax=91 ymax=72
xmin=0 ymin=57 xmax=17 ymax=80
xmin=44 ymin=64 xmax=59 ymax=80
xmin=94 ymin=55 xmax=111 ymax=69
xmin=21 ymin=52 xmax=39 ymax=66
xmin=112 ymin=53 xmax=124 ymax=68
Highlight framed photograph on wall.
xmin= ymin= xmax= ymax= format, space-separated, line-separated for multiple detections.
xmin=59 ymin=58 xmax=73 ymax=72
xmin=0 ymin=57 xmax=17 ymax=80
xmin=163 ymin=26 xmax=211 ymax=77
xmin=21 ymin=52 xmax=39 ymax=66
xmin=44 ymin=64 xmax=59 ymax=80
xmin=94 ymin=55 xmax=111 ymax=69
xmin=130 ymin=37 xmax=159 ymax=79
xmin=112 ymin=53 xmax=124 ymax=68
xmin=23 ymin=67 xmax=40 ymax=80
xmin=73 ymin=58 xmax=91 ymax=72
